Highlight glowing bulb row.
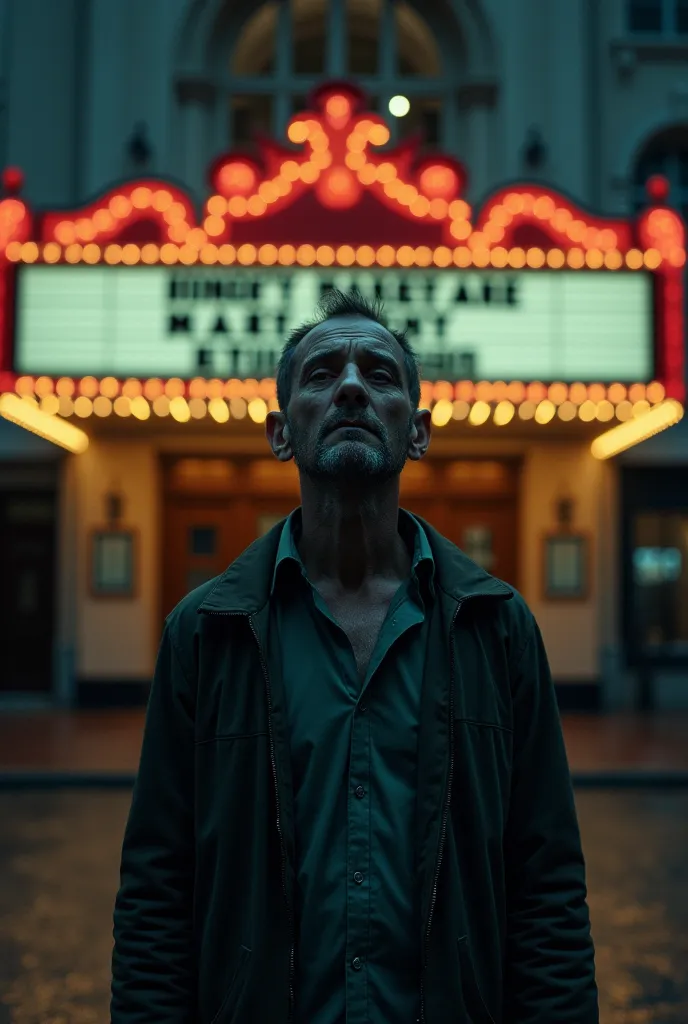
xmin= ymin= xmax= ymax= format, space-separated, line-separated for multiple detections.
xmin=17 ymin=393 xmax=275 ymax=424
xmin=52 ymin=188 xmax=190 ymax=247
xmin=16 ymin=391 xmax=665 ymax=430
xmin=34 ymin=175 xmax=686 ymax=270
xmin=13 ymin=375 xmax=278 ymax=402
xmin=428 ymin=398 xmax=666 ymax=428
xmin=13 ymin=375 xmax=666 ymax=408
xmin=7 ymin=239 xmax=675 ymax=270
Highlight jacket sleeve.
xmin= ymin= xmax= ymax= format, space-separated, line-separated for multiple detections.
xmin=503 ymin=613 xmax=599 ymax=1024
xmin=111 ymin=621 xmax=196 ymax=1023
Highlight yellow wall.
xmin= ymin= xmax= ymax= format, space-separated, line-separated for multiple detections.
xmin=65 ymin=438 xmax=615 ymax=684
xmin=73 ymin=440 xmax=160 ymax=679
xmin=519 ymin=444 xmax=612 ymax=680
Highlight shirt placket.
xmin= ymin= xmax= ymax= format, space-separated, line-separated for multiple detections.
xmin=345 ymin=688 xmax=372 ymax=1021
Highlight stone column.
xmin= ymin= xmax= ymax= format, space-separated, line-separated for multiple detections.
xmin=176 ymin=79 xmax=216 ymax=204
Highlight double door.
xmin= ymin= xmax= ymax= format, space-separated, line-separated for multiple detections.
xmin=163 ymin=495 xmax=295 ymax=618
xmin=162 ymin=457 xmax=520 ymax=617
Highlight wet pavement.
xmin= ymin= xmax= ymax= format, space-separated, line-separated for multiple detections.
xmin=0 ymin=788 xmax=686 ymax=1023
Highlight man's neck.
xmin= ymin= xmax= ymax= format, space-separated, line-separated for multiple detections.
xmin=296 ymin=477 xmax=410 ymax=592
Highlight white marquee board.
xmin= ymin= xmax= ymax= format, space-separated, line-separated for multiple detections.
xmin=14 ymin=264 xmax=654 ymax=382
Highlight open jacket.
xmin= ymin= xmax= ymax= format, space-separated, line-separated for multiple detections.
xmin=111 ymin=513 xmax=598 ymax=1024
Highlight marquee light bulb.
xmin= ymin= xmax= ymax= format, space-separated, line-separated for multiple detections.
xmin=388 ymin=95 xmax=410 ymax=118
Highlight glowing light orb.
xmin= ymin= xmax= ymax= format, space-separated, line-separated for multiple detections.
xmin=388 ymin=95 xmax=410 ymax=118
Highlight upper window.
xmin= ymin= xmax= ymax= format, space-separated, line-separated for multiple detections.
xmin=632 ymin=127 xmax=688 ymax=223
xmin=227 ymin=0 xmax=445 ymax=149
xmin=627 ymin=0 xmax=688 ymax=34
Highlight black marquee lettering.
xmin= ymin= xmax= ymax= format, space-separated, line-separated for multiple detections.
xmin=196 ymin=348 xmax=213 ymax=369
xmin=506 ymin=282 xmax=518 ymax=305
xmin=227 ymin=347 xmax=241 ymax=374
xmin=212 ymin=315 xmax=229 ymax=334
xmin=482 ymin=283 xmax=492 ymax=303
xmin=169 ymin=314 xmax=192 ymax=332
xmin=455 ymin=284 xmax=469 ymax=303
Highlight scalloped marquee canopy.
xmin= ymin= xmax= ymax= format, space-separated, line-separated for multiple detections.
xmin=0 ymin=81 xmax=685 ymax=412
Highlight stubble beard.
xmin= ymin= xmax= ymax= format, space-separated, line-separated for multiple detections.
xmin=290 ymin=423 xmax=409 ymax=485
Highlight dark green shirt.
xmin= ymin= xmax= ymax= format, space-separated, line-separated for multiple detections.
xmin=270 ymin=508 xmax=435 ymax=1024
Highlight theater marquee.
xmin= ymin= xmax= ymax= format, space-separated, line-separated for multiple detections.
xmin=15 ymin=264 xmax=653 ymax=382
xmin=0 ymin=78 xmax=685 ymax=459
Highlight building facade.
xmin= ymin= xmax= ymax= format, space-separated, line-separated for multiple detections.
xmin=0 ymin=0 xmax=687 ymax=710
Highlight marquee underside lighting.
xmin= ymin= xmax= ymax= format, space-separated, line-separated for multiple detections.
xmin=0 ymin=391 xmax=89 ymax=452
xmin=0 ymin=375 xmax=673 ymax=436
xmin=590 ymin=399 xmax=684 ymax=459
xmin=3 ymin=240 xmax=678 ymax=272
xmin=0 ymin=82 xmax=684 ymax=410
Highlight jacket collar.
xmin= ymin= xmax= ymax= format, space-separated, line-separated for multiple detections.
xmin=197 ymin=508 xmax=513 ymax=615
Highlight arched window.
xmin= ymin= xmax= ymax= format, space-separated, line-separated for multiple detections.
xmin=224 ymin=0 xmax=449 ymax=151
xmin=627 ymin=0 xmax=688 ymax=34
xmin=633 ymin=126 xmax=688 ymax=222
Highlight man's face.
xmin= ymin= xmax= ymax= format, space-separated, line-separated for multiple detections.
xmin=266 ymin=315 xmax=431 ymax=485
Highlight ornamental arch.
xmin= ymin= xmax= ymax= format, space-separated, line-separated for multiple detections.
xmin=174 ymin=0 xmax=499 ymax=198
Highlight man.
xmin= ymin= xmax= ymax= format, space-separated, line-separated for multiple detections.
xmin=111 ymin=288 xmax=598 ymax=1023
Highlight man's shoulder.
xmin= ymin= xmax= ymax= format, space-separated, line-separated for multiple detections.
xmin=164 ymin=573 xmax=226 ymax=647
xmin=163 ymin=520 xmax=286 ymax=644
xmin=492 ymin=584 xmax=537 ymax=654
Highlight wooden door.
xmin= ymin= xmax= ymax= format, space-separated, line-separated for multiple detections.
xmin=161 ymin=455 xmax=520 ymax=615
xmin=444 ymin=501 xmax=518 ymax=585
xmin=401 ymin=458 xmax=520 ymax=587
xmin=162 ymin=493 xmax=297 ymax=617
xmin=404 ymin=497 xmax=518 ymax=586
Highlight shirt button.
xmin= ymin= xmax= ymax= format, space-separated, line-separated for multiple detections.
xmin=354 ymin=785 xmax=365 ymax=798
xmin=353 ymin=871 xmax=364 ymax=884
xmin=352 ymin=957 xmax=363 ymax=971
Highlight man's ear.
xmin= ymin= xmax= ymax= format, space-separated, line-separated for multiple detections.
xmin=266 ymin=411 xmax=294 ymax=462
xmin=407 ymin=408 xmax=432 ymax=461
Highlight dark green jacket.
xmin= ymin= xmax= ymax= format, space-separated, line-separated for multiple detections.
xmin=111 ymin=514 xmax=598 ymax=1024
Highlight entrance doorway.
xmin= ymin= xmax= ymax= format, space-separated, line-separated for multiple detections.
xmin=400 ymin=458 xmax=519 ymax=585
xmin=162 ymin=456 xmax=299 ymax=617
xmin=161 ymin=455 xmax=520 ymax=617
xmin=0 ymin=491 xmax=57 ymax=692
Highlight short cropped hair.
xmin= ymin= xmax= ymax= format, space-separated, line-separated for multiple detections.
xmin=275 ymin=287 xmax=421 ymax=412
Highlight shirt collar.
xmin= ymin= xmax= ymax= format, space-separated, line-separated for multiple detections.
xmin=271 ymin=506 xmax=435 ymax=599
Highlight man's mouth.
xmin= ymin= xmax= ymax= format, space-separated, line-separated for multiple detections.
xmin=330 ymin=422 xmax=374 ymax=434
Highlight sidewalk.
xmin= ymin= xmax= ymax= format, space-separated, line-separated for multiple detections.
xmin=0 ymin=709 xmax=688 ymax=786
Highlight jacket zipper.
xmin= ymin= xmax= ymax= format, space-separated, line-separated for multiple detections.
xmin=206 ymin=610 xmax=295 ymax=1023
xmin=418 ymin=596 xmax=465 ymax=1024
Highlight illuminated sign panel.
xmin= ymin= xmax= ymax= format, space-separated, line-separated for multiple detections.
xmin=15 ymin=265 xmax=653 ymax=382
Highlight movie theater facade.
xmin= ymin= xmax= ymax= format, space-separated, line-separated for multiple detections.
xmin=0 ymin=85 xmax=685 ymax=710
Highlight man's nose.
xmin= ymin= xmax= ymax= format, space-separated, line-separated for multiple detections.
xmin=333 ymin=364 xmax=370 ymax=406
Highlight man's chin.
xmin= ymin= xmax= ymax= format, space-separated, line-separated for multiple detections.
xmin=311 ymin=446 xmax=405 ymax=483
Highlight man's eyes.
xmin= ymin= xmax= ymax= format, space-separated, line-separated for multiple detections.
xmin=307 ymin=368 xmax=395 ymax=382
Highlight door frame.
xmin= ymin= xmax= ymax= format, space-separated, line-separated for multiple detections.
xmin=0 ymin=469 xmax=60 ymax=706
